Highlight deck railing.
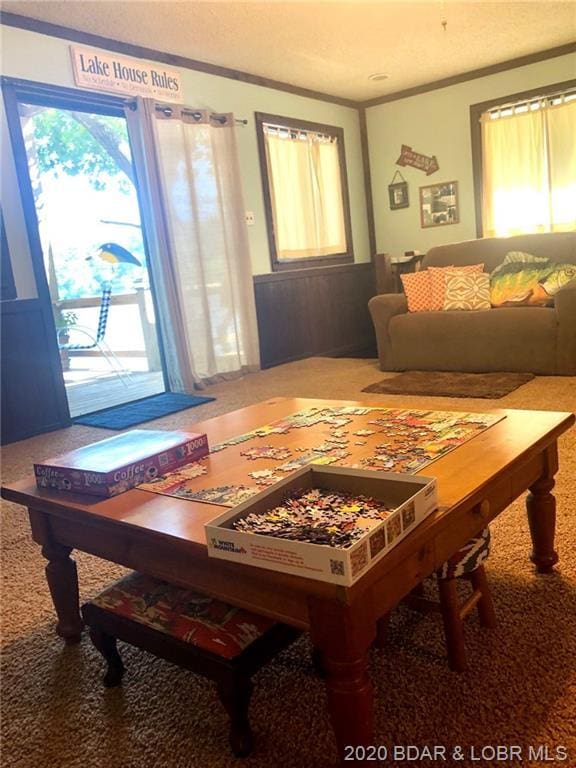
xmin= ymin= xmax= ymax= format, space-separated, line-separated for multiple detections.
xmin=55 ymin=289 xmax=160 ymax=370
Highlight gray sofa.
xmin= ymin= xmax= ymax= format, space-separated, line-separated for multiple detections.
xmin=368 ymin=232 xmax=576 ymax=375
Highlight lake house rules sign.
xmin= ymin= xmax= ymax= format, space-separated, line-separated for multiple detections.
xmin=70 ymin=46 xmax=183 ymax=102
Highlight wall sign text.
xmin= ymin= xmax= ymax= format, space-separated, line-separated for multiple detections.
xmin=396 ymin=144 xmax=439 ymax=175
xmin=70 ymin=46 xmax=183 ymax=102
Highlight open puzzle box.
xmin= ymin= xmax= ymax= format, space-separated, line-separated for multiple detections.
xmin=206 ymin=465 xmax=438 ymax=586
xmin=34 ymin=429 xmax=209 ymax=497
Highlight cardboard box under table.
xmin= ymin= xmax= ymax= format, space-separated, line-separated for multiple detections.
xmin=206 ymin=466 xmax=438 ymax=586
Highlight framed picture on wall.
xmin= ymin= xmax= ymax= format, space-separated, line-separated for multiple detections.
xmin=419 ymin=181 xmax=459 ymax=228
xmin=388 ymin=181 xmax=409 ymax=210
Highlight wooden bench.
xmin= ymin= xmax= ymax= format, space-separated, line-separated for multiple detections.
xmin=81 ymin=572 xmax=300 ymax=757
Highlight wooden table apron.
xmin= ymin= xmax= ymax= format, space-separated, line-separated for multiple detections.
xmin=2 ymin=398 xmax=573 ymax=763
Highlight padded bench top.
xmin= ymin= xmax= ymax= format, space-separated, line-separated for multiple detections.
xmin=90 ymin=572 xmax=277 ymax=659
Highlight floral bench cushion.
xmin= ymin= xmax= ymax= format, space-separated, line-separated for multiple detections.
xmin=90 ymin=572 xmax=276 ymax=659
xmin=439 ymin=528 xmax=491 ymax=580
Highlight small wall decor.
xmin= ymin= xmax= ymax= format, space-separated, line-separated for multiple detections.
xmin=388 ymin=171 xmax=409 ymax=210
xmin=396 ymin=144 xmax=439 ymax=175
xmin=419 ymin=181 xmax=459 ymax=228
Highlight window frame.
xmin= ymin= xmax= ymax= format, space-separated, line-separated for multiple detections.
xmin=255 ymin=111 xmax=354 ymax=272
xmin=469 ymin=78 xmax=576 ymax=238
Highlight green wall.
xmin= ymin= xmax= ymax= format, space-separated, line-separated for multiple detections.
xmin=366 ymin=53 xmax=576 ymax=259
xmin=2 ymin=21 xmax=574 ymax=301
xmin=0 ymin=24 xmax=370 ymax=298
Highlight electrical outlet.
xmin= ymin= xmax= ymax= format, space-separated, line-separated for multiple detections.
xmin=245 ymin=211 xmax=255 ymax=226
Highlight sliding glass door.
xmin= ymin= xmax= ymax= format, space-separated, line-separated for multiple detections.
xmin=5 ymin=81 xmax=167 ymax=417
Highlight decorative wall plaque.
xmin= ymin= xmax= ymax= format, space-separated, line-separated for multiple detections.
xmin=396 ymin=145 xmax=439 ymax=175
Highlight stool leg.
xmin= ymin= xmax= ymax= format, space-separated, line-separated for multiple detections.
xmin=89 ymin=626 xmax=125 ymax=687
xmin=217 ymin=676 xmax=254 ymax=758
xmin=374 ymin=614 xmax=391 ymax=649
xmin=470 ymin=565 xmax=497 ymax=629
xmin=311 ymin=646 xmax=326 ymax=677
xmin=437 ymin=576 xmax=467 ymax=673
xmin=411 ymin=582 xmax=425 ymax=598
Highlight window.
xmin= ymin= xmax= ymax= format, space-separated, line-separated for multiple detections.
xmin=471 ymin=81 xmax=576 ymax=238
xmin=255 ymin=112 xmax=353 ymax=270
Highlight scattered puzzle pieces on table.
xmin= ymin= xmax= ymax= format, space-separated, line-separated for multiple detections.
xmin=174 ymin=484 xmax=260 ymax=506
xmin=241 ymin=445 xmax=292 ymax=461
xmin=139 ymin=406 xmax=504 ymax=507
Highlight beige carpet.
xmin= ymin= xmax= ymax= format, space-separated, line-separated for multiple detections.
xmin=2 ymin=358 xmax=576 ymax=768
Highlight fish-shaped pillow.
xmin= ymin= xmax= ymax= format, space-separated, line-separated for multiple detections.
xmin=490 ymin=251 xmax=576 ymax=307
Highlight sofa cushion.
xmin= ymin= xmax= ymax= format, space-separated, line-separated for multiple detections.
xmin=428 ymin=264 xmax=484 ymax=310
xmin=388 ymin=306 xmax=557 ymax=373
xmin=444 ymin=272 xmax=491 ymax=310
xmin=490 ymin=251 xmax=552 ymax=307
xmin=491 ymin=252 xmax=576 ymax=307
xmin=400 ymin=271 xmax=433 ymax=311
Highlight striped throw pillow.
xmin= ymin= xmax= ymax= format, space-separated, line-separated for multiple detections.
xmin=444 ymin=272 xmax=491 ymax=310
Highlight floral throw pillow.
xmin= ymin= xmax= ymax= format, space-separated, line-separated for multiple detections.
xmin=444 ymin=272 xmax=491 ymax=311
xmin=400 ymin=271 xmax=433 ymax=312
xmin=428 ymin=264 xmax=484 ymax=310
xmin=490 ymin=251 xmax=576 ymax=307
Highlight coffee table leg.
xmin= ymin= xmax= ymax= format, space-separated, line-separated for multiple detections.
xmin=309 ymin=598 xmax=375 ymax=764
xmin=41 ymin=542 xmax=84 ymax=643
xmin=526 ymin=446 xmax=559 ymax=574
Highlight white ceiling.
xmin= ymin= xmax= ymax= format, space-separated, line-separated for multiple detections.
xmin=2 ymin=1 xmax=575 ymax=102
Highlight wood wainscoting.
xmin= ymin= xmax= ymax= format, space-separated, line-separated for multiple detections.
xmin=253 ymin=262 xmax=377 ymax=369
xmin=1 ymin=298 xmax=71 ymax=444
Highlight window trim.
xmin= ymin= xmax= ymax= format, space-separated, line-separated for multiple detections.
xmin=255 ymin=111 xmax=354 ymax=272
xmin=469 ymin=78 xmax=576 ymax=238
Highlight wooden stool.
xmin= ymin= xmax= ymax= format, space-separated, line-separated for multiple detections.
xmin=376 ymin=528 xmax=496 ymax=672
xmin=81 ymin=572 xmax=299 ymax=757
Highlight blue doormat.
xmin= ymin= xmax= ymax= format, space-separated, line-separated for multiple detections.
xmin=74 ymin=392 xmax=216 ymax=430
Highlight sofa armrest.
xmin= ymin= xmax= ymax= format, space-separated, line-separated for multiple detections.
xmin=554 ymin=280 xmax=576 ymax=375
xmin=368 ymin=293 xmax=408 ymax=370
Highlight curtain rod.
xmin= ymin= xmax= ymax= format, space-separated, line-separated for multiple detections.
xmin=264 ymin=123 xmax=336 ymax=141
xmin=487 ymin=87 xmax=576 ymax=114
xmin=154 ymin=104 xmax=247 ymax=125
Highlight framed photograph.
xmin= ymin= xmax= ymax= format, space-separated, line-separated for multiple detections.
xmin=388 ymin=181 xmax=409 ymax=210
xmin=419 ymin=180 xmax=459 ymax=228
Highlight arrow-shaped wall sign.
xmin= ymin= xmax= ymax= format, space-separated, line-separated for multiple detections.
xmin=396 ymin=145 xmax=439 ymax=175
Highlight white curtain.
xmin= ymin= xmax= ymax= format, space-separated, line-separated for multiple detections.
xmin=481 ymin=97 xmax=576 ymax=237
xmin=126 ymin=99 xmax=260 ymax=391
xmin=264 ymin=129 xmax=346 ymax=260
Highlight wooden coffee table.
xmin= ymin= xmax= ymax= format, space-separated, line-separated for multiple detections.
xmin=2 ymin=398 xmax=574 ymax=764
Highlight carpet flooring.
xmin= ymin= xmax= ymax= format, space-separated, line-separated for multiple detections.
xmin=362 ymin=370 xmax=535 ymax=399
xmin=2 ymin=358 xmax=576 ymax=768
xmin=74 ymin=392 xmax=216 ymax=429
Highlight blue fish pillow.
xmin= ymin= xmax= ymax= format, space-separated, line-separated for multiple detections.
xmin=490 ymin=251 xmax=576 ymax=307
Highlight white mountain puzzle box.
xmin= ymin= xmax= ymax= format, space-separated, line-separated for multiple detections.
xmin=206 ymin=465 xmax=438 ymax=586
xmin=34 ymin=429 xmax=209 ymax=497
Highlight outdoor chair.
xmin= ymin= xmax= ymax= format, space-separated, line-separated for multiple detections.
xmin=57 ymin=286 xmax=131 ymax=383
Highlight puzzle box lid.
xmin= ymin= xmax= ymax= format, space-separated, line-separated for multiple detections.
xmin=34 ymin=429 xmax=203 ymax=474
